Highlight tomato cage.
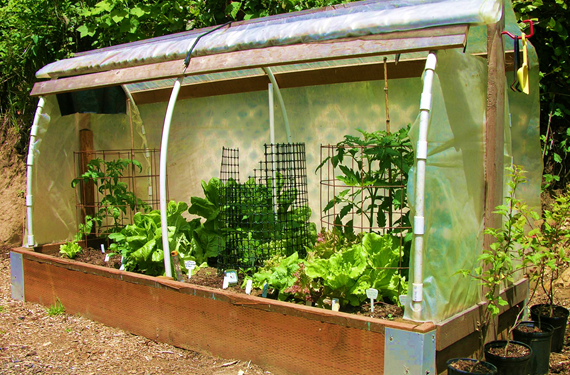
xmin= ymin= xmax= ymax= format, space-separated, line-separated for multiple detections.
xmin=319 ymin=131 xmax=414 ymax=302
xmin=73 ymin=147 xmax=163 ymax=240
xmin=217 ymin=143 xmax=312 ymax=270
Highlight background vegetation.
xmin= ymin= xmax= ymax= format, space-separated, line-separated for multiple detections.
xmin=0 ymin=0 xmax=568 ymax=193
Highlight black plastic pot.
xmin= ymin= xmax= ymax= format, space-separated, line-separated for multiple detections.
xmin=484 ymin=340 xmax=532 ymax=375
xmin=446 ymin=358 xmax=498 ymax=375
xmin=530 ymin=304 xmax=569 ymax=353
xmin=513 ymin=321 xmax=554 ymax=375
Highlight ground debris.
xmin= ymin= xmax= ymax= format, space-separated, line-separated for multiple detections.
xmin=0 ymin=252 xmax=267 ymax=374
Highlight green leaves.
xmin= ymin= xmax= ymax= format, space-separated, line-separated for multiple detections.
xmin=253 ymin=232 xmax=406 ymax=307
xmin=316 ymin=125 xmax=413 ymax=232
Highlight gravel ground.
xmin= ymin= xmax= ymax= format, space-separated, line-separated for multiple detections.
xmin=0 ymin=251 xmax=268 ymax=375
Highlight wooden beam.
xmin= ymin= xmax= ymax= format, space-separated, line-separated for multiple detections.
xmin=435 ymin=278 xmax=528 ymax=351
xmin=30 ymin=25 xmax=467 ymax=97
xmin=131 ymin=58 xmax=427 ymax=105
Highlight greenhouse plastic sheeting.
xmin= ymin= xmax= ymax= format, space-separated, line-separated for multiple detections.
xmin=36 ymin=0 xmax=501 ymax=79
xmin=403 ymin=49 xmax=541 ymax=322
xmin=30 ymin=72 xmax=424 ymax=245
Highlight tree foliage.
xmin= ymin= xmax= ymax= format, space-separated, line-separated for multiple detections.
xmin=512 ymin=0 xmax=570 ymax=191
xmin=1 ymin=0 xmax=569 ymax=194
xmin=0 ymin=0 xmax=350 ymax=154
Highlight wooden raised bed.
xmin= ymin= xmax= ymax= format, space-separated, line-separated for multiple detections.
xmin=10 ymin=246 xmax=527 ymax=374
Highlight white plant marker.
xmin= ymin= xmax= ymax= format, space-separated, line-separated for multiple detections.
xmin=366 ymin=288 xmax=379 ymax=313
xmin=185 ymin=260 xmax=197 ymax=279
xmin=119 ymin=256 xmax=125 ymax=271
xmin=104 ymin=254 xmax=110 ymax=262
xmin=332 ymin=298 xmax=340 ymax=312
xmin=222 ymin=277 xmax=229 ymax=290
xmin=225 ymin=270 xmax=238 ymax=285
xmin=100 ymin=244 xmax=105 ymax=253
xmin=245 ymin=279 xmax=253 ymax=295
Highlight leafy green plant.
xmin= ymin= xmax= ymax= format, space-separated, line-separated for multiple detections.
xmin=188 ymin=177 xmax=225 ymax=264
xmin=248 ymin=232 xmax=407 ymax=308
xmin=109 ymin=201 xmax=198 ymax=277
xmin=457 ymin=166 xmax=531 ymax=360
xmin=522 ymin=181 xmax=570 ymax=315
xmin=59 ymin=241 xmax=82 ymax=259
xmin=306 ymin=232 xmax=406 ymax=307
xmin=72 ymin=158 xmax=150 ymax=235
xmin=46 ymin=299 xmax=66 ymax=316
xmin=218 ymin=174 xmax=316 ymax=268
xmin=316 ymin=125 xmax=414 ymax=238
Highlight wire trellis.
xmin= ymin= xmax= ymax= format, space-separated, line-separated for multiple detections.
xmin=217 ymin=143 xmax=311 ymax=270
xmin=73 ymin=148 xmax=164 ymax=239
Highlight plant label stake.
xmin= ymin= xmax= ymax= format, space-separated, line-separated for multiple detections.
xmin=366 ymin=288 xmax=379 ymax=313
xmin=184 ymin=260 xmax=197 ymax=279
xmin=262 ymin=283 xmax=269 ymax=298
xmin=245 ymin=279 xmax=253 ymax=295
xmin=222 ymin=277 xmax=229 ymax=289
xmin=332 ymin=298 xmax=340 ymax=312
xmin=104 ymin=254 xmax=110 ymax=262
xmin=100 ymin=244 xmax=105 ymax=253
xmin=119 ymin=256 xmax=125 ymax=271
xmin=225 ymin=270 xmax=238 ymax=285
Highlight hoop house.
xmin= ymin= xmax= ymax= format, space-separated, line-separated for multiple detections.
xmin=11 ymin=0 xmax=541 ymax=373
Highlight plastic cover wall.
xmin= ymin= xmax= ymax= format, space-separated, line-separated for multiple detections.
xmin=33 ymin=74 xmax=423 ymax=245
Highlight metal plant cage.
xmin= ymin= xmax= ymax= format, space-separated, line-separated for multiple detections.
xmin=319 ymin=141 xmax=413 ymax=292
xmin=73 ymin=148 xmax=163 ymax=239
xmin=217 ymin=143 xmax=312 ymax=270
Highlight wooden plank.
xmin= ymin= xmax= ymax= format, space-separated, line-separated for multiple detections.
xmin=435 ymin=278 xmax=528 ymax=351
xmin=30 ymin=26 xmax=467 ymax=97
xmin=16 ymin=247 xmax=394 ymax=374
xmin=13 ymin=246 xmax=434 ymax=335
xmin=131 ymin=58 xmax=427 ymax=105
xmin=483 ymin=19 xmax=506 ymax=342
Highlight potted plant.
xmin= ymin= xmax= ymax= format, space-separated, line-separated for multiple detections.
xmin=449 ymin=166 xmax=533 ymax=375
xmin=522 ymin=186 xmax=570 ymax=353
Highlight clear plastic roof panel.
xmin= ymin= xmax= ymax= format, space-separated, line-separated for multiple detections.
xmin=36 ymin=0 xmax=501 ymax=80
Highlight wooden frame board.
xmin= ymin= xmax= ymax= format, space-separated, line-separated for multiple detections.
xmin=30 ymin=25 xmax=467 ymax=97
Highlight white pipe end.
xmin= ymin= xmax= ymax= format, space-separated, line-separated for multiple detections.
xmin=425 ymin=53 xmax=437 ymax=71
xmin=27 ymin=235 xmax=35 ymax=248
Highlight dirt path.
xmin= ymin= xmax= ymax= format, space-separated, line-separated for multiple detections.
xmin=0 ymin=252 xmax=268 ymax=375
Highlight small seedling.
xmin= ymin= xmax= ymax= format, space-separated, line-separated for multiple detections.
xmin=46 ymin=299 xmax=65 ymax=316
xmin=65 ymin=328 xmax=72 ymax=333
xmin=0 ymin=306 xmax=4 ymax=313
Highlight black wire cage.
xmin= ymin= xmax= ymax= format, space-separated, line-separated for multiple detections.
xmin=217 ymin=143 xmax=313 ymax=270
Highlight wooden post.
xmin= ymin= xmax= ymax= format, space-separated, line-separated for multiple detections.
xmin=78 ymin=116 xmax=96 ymax=236
xmin=484 ymin=14 xmax=506 ymax=341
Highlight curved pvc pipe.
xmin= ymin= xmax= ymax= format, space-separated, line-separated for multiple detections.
xmin=122 ymin=85 xmax=153 ymax=200
xmin=411 ymin=52 xmax=437 ymax=321
xmin=159 ymin=77 xmax=183 ymax=277
xmin=25 ymin=97 xmax=46 ymax=247
xmin=268 ymin=83 xmax=278 ymax=212
xmin=262 ymin=67 xmax=292 ymax=143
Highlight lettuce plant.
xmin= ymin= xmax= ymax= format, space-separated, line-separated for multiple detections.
xmin=109 ymin=201 xmax=197 ymax=277
xmin=248 ymin=232 xmax=407 ymax=308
